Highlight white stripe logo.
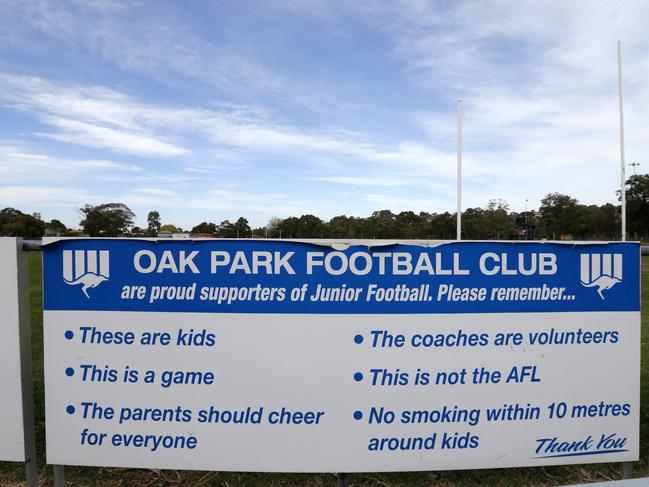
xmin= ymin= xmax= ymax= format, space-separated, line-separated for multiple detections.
xmin=62 ymin=250 xmax=109 ymax=298
xmin=580 ymin=253 xmax=622 ymax=299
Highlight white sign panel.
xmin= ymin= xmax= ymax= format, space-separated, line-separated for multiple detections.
xmin=0 ymin=238 xmax=29 ymax=462
xmin=43 ymin=239 xmax=640 ymax=471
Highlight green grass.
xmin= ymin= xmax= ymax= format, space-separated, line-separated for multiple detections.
xmin=1 ymin=253 xmax=647 ymax=486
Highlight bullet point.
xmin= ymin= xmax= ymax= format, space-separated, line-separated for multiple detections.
xmin=64 ymin=330 xmax=74 ymax=340
xmin=65 ymin=367 xmax=74 ymax=377
xmin=353 ymin=410 xmax=363 ymax=420
xmin=353 ymin=372 xmax=363 ymax=382
xmin=354 ymin=334 xmax=363 ymax=344
xmin=66 ymin=405 xmax=75 ymax=415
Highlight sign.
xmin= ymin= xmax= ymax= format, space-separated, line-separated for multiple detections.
xmin=0 ymin=238 xmax=31 ymax=462
xmin=42 ymin=238 xmax=640 ymax=472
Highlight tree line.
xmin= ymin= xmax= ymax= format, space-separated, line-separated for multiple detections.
xmin=2 ymin=175 xmax=648 ymax=241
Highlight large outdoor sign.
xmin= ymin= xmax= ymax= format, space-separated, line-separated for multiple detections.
xmin=42 ymin=238 xmax=640 ymax=472
xmin=0 ymin=238 xmax=31 ymax=462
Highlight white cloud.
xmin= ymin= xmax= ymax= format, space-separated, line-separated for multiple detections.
xmin=187 ymin=188 xmax=306 ymax=216
xmin=38 ymin=117 xmax=187 ymax=157
xmin=0 ymin=144 xmax=142 ymax=179
xmin=0 ymin=0 xmax=282 ymax=94
xmin=363 ymin=193 xmax=451 ymax=214
xmin=0 ymin=185 xmax=100 ymax=207
xmin=0 ymin=74 xmax=188 ymax=157
xmin=183 ymin=167 xmax=215 ymax=174
xmin=133 ymin=188 xmax=176 ymax=197
xmin=311 ymin=175 xmax=452 ymax=189
xmin=0 ymin=73 xmax=458 ymax=176
xmin=313 ymin=176 xmax=416 ymax=187
xmin=118 ymin=186 xmax=307 ymax=224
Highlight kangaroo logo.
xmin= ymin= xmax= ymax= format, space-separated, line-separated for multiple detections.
xmin=580 ymin=253 xmax=622 ymax=300
xmin=62 ymin=250 xmax=109 ymax=298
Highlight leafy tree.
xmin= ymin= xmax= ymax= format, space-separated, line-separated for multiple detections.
xmin=626 ymin=174 xmax=649 ymax=240
xmin=266 ymin=217 xmax=283 ymax=238
xmin=216 ymin=220 xmax=236 ymax=238
xmin=275 ymin=215 xmax=324 ymax=238
xmin=80 ymin=203 xmax=135 ymax=237
xmin=250 ymin=226 xmax=269 ymax=238
xmin=484 ymin=199 xmax=517 ymax=239
xmin=327 ymin=215 xmax=358 ymax=238
xmin=429 ymin=212 xmax=456 ymax=239
xmin=585 ymin=204 xmax=618 ymax=240
xmin=4 ymin=191 xmax=639 ymax=242
xmin=45 ymin=219 xmax=68 ymax=236
xmin=159 ymin=224 xmax=181 ymax=233
xmin=296 ymin=214 xmax=324 ymax=238
xmin=233 ymin=217 xmax=251 ymax=238
xmin=414 ymin=212 xmax=438 ymax=239
xmin=395 ymin=211 xmax=425 ymax=239
xmin=462 ymin=207 xmax=488 ymax=239
xmin=0 ymin=207 xmax=45 ymax=238
xmin=369 ymin=210 xmax=398 ymax=238
xmin=146 ymin=211 xmax=161 ymax=237
xmin=130 ymin=226 xmax=146 ymax=237
xmin=278 ymin=216 xmax=299 ymax=238
xmin=448 ymin=201 xmax=517 ymax=240
xmin=191 ymin=222 xmax=217 ymax=234
xmin=538 ymin=193 xmax=581 ymax=239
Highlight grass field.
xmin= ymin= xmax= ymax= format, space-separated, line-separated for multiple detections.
xmin=1 ymin=253 xmax=647 ymax=486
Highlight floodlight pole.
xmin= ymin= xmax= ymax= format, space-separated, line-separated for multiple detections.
xmin=618 ymin=42 xmax=632 ymax=479
xmin=618 ymin=41 xmax=626 ymax=242
xmin=457 ymin=97 xmax=462 ymax=241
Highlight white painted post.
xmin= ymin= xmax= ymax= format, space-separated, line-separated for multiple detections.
xmin=618 ymin=41 xmax=626 ymax=242
xmin=618 ymin=46 xmax=633 ymax=480
xmin=457 ymin=97 xmax=463 ymax=241
xmin=0 ymin=238 xmax=38 ymax=487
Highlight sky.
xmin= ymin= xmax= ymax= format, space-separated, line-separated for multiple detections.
xmin=0 ymin=0 xmax=648 ymax=230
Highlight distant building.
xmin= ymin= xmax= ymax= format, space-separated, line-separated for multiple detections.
xmin=44 ymin=228 xmax=64 ymax=237
xmin=157 ymin=231 xmax=190 ymax=239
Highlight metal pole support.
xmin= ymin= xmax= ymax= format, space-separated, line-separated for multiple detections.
xmin=25 ymin=455 xmax=38 ymax=487
xmin=337 ymin=473 xmax=349 ymax=487
xmin=621 ymin=461 xmax=633 ymax=479
xmin=21 ymin=240 xmax=62 ymax=486
xmin=18 ymin=241 xmax=38 ymax=487
xmin=53 ymin=465 xmax=66 ymax=486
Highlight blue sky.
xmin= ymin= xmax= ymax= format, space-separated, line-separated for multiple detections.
xmin=0 ymin=0 xmax=648 ymax=229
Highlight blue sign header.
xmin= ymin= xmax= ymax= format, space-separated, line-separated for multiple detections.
xmin=43 ymin=239 xmax=640 ymax=314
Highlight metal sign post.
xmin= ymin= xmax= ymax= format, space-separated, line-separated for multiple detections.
xmin=53 ymin=465 xmax=66 ymax=487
